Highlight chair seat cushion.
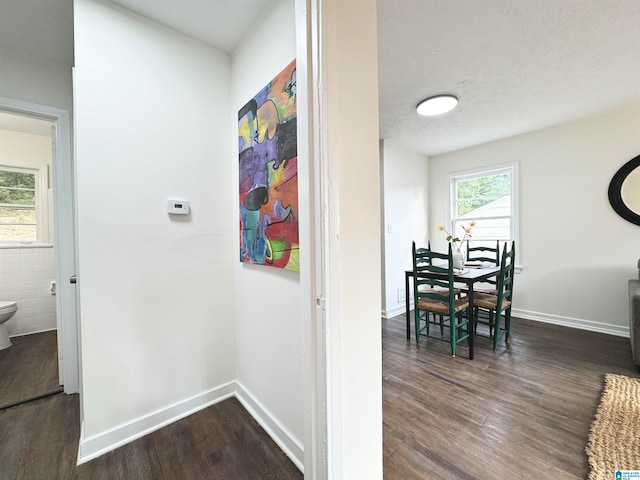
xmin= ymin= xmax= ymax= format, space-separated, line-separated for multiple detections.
xmin=417 ymin=297 xmax=469 ymax=314
xmin=475 ymin=288 xmax=498 ymax=295
xmin=460 ymin=287 xmax=497 ymax=295
xmin=473 ymin=292 xmax=511 ymax=310
xmin=417 ymin=285 xmax=461 ymax=295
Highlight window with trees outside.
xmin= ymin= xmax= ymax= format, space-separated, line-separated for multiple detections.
xmin=0 ymin=165 xmax=48 ymax=245
xmin=449 ymin=163 xmax=518 ymax=252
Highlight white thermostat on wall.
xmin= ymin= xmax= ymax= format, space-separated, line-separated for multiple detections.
xmin=168 ymin=200 xmax=190 ymax=215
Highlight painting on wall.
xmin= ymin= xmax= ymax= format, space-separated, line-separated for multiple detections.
xmin=238 ymin=59 xmax=299 ymax=271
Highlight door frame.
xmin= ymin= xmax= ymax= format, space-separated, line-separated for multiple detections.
xmin=0 ymin=95 xmax=79 ymax=394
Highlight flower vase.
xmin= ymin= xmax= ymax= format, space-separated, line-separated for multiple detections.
xmin=453 ymin=248 xmax=466 ymax=269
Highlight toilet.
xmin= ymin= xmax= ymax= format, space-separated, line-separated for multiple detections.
xmin=0 ymin=301 xmax=18 ymax=350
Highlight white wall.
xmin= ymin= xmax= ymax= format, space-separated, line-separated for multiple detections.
xmin=0 ymin=247 xmax=56 ymax=336
xmin=0 ymin=129 xmax=57 ymax=336
xmin=381 ymin=139 xmax=429 ymax=317
xmin=74 ymin=0 xmax=235 ymax=459
xmin=0 ymin=46 xmax=72 ymax=115
xmin=319 ymin=0 xmax=382 ymax=477
xmin=429 ymin=104 xmax=640 ymax=335
xmin=0 ymin=129 xmax=52 ymax=172
xmin=230 ymin=0 xmax=304 ymax=467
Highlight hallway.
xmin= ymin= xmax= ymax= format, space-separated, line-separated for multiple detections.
xmin=0 ymin=393 xmax=301 ymax=479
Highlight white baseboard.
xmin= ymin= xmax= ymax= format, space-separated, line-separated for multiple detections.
xmin=383 ymin=302 xmax=412 ymax=320
xmin=512 ymin=308 xmax=630 ymax=338
xmin=383 ymin=303 xmax=629 ymax=338
xmin=76 ymin=380 xmax=304 ymax=473
xmin=75 ymin=307 xmax=624 ymax=469
xmin=9 ymin=326 xmax=57 ymax=338
xmin=77 ymin=381 xmax=236 ymax=465
xmin=235 ymin=381 xmax=304 ymax=472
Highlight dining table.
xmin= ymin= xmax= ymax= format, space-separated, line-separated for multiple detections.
xmin=404 ymin=263 xmax=501 ymax=360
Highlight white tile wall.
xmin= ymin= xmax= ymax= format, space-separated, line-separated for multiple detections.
xmin=0 ymin=246 xmax=57 ymax=337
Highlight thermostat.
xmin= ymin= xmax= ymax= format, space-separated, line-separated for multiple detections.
xmin=168 ymin=200 xmax=190 ymax=215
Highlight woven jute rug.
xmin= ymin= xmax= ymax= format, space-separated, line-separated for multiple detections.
xmin=586 ymin=373 xmax=640 ymax=479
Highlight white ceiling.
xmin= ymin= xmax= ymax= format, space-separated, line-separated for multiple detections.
xmin=2 ymin=0 xmax=640 ymax=156
xmin=377 ymin=0 xmax=640 ymax=156
xmin=110 ymin=0 xmax=271 ymax=54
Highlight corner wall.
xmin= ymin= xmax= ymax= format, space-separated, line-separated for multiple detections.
xmin=381 ymin=139 xmax=429 ymax=318
xmin=74 ymin=0 xmax=236 ymax=460
xmin=429 ymin=104 xmax=640 ymax=335
xmin=230 ymin=0 xmax=304 ymax=468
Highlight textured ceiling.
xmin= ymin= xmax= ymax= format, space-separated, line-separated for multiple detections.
xmin=110 ymin=0 xmax=640 ymax=156
xmin=2 ymin=1 xmax=640 ymax=157
xmin=377 ymin=0 xmax=640 ymax=156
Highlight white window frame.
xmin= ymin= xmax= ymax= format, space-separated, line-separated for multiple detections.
xmin=448 ymin=162 xmax=519 ymax=264
xmin=0 ymin=164 xmax=50 ymax=246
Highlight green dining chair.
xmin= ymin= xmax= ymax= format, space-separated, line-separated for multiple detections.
xmin=466 ymin=240 xmax=500 ymax=291
xmin=414 ymin=241 xmax=458 ymax=335
xmin=466 ymin=240 xmax=500 ymax=332
xmin=412 ymin=242 xmax=471 ymax=357
xmin=466 ymin=240 xmax=500 ymax=266
xmin=472 ymin=241 xmax=515 ymax=350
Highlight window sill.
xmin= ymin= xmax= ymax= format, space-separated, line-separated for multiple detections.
xmin=0 ymin=243 xmax=53 ymax=249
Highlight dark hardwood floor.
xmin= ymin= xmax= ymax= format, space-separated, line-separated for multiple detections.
xmin=2 ymin=317 xmax=636 ymax=479
xmin=0 ymin=332 xmax=302 ymax=479
xmin=0 ymin=394 xmax=302 ymax=479
xmin=383 ymin=314 xmax=639 ymax=479
xmin=0 ymin=330 xmax=62 ymax=410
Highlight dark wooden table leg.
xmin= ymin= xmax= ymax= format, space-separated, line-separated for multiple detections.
xmin=467 ymin=282 xmax=474 ymax=360
xmin=405 ymin=271 xmax=411 ymax=341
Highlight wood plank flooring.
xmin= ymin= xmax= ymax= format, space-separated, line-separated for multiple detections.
xmin=0 ymin=394 xmax=302 ymax=479
xmin=0 ymin=330 xmax=62 ymax=409
xmin=0 ymin=332 xmax=302 ymax=479
xmin=382 ymin=315 xmax=639 ymax=479
xmin=1 ymin=317 xmax=636 ymax=478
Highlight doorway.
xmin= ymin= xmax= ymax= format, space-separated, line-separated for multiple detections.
xmin=0 ymin=98 xmax=78 ymax=406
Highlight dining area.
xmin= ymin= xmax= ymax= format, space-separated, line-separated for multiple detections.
xmin=382 ymin=285 xmax=635 ymax=479
xmin=403 ymin=227 xmax=516 ymax=360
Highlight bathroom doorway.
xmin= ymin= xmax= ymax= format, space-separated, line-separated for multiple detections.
xmin=0 ymin=100 xmax=77 ymax=407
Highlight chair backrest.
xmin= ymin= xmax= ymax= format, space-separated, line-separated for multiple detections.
xmin=466 ymin=240 xmax=500 ymax=266
xmin=494 ymin=241 xmax=516 ymax=311
xmin=412 ymin=241 xmax=456 ymax=304
xmin=467 ymin=240 xmax=500 ymax=289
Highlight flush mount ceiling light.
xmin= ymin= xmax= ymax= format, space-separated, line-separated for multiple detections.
xmin=416 ymin=94 xmax=458 ymax=116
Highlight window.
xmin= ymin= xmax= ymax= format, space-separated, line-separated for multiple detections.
xmin=0 ymin=165 xmax=49 ymax=245
xmin=449 ymin=163 xmax=518 ymax=251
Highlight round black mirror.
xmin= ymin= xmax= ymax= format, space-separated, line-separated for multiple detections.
xmin=609 ymin=154 xmax=640 ymax=226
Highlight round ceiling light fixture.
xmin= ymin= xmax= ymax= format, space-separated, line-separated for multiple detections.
xmin=416 ymin=94 xmax=458 ymax=116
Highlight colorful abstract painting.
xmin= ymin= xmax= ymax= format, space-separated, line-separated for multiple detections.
xmin=238 ymin=59 xmax=298 ymax=271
